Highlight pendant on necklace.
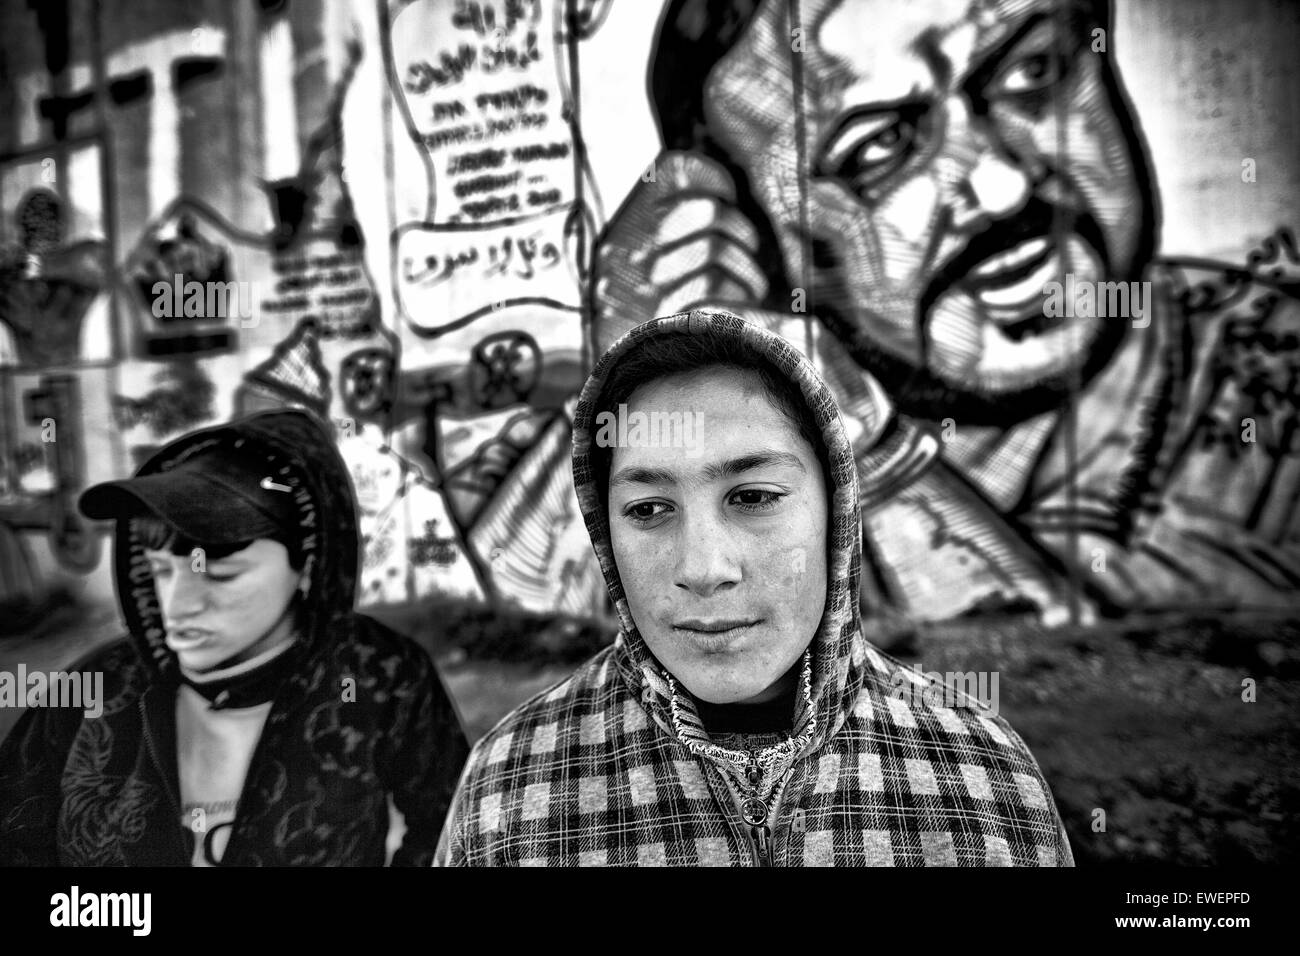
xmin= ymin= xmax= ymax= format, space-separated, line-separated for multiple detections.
xmin=742 ymin=796 xmax=768 ymax=827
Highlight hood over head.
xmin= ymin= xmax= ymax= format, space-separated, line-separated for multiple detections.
xmin=572 ymin=309 xmax=871 ymax=760
xmin=85 ymin=409 xmax=359 ymax=685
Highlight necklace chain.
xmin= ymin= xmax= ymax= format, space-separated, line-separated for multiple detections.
xmin=666 ymin=648 xmax=816 ymax=800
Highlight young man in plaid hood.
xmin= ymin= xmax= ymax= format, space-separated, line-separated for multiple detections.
xmin=436 ymin=309 xmax=1073 ymax=866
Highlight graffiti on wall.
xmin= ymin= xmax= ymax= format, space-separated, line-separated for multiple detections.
xmin=379 ymin=0 xmax=610 ymax=616
xmin=1 ymin=0 xmax=1296 ymax=630
xmin=593 ymin=0 xmax=1300 ymax=624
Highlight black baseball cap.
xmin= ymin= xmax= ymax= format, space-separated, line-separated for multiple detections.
xmin=79 ymin=444 xmax=299 ymax=546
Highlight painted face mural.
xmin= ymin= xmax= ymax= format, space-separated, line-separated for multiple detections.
xmin=3 ymin=0 xmax=1296 ymax=654
xmin=703 ymin=0 xmax=1156 ymax=422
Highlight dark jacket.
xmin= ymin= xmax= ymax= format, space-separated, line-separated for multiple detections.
xmin=0 ymin=410 xmax=469 ymax=865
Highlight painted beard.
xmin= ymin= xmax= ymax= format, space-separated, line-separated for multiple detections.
xmin=814 ymin=193 xmax=1149 ymax=426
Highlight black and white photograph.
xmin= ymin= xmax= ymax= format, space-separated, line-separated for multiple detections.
xmin=0 ymin=0 xmax=1294 ymax=931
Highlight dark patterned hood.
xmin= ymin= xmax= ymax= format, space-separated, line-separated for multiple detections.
xmin=110 ymin=409 xmax=359 ymax=684
xmin=571 ymin=308 xmax=870 ymax=753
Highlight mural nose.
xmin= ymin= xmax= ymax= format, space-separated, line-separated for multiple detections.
xmin=951 ymin=151 xmax=1032 ymax=231
xmin=967 ymin=153 xmax=1031 ymax=219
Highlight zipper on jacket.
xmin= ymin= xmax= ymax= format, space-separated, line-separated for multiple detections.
xmin=740 ymin=752 xmax=774 ymax=866
xmin=702 ymin=746 xmax=804 ymax=866
xmin=139 ymin=697 xmax=188 ymax=862
xmin=141 ymin=698 xmax=181 ymax=817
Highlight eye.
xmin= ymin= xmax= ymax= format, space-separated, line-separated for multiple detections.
xmin=148 ymin=562 xmax=173 ymax=579
xmin=989 ymin=49 xmax=1064 ymax=99
xmin=817 ymin=109 xmax=922 ymax=198
xmin=728 ymin=488 xmax=786 ymax=513
xmin=204 ymin=570 xmax=238 ymax=583
xmin=621 ymin=500 xmax=673 ymax=524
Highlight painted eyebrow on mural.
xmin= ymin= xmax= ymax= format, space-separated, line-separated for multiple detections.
xmin=611 ymin=451 xmax=807 ymax=489
xmin=954 ymin=4 xmax=1091 ymax=101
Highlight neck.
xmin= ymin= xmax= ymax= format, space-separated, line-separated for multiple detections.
xmin=178 ymin=635 xmax=299 ymax=710
xmin=695 ymin=681 xmax=796 ymax=736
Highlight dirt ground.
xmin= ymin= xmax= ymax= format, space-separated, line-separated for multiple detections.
xmin=4 ymin=595 xmax=1296 ymax=864
xmin=874 ymin=613 xmax=1300 ymax=864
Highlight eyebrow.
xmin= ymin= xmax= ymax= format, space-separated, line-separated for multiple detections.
xmin=914 ymin=6 xmax=1069 ymax=95
xmin=610 ymin=451 xmax=808 ymax=488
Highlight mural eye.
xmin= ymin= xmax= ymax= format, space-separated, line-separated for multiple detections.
xmin=818 ymin=110 xmax=920 ymax=197
xmin=989 ymin=50 xmax=1062 ymax=98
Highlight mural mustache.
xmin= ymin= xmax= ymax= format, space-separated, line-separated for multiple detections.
xmin=810 ymin=192 xmax=1127 ymax=426
xmin=918 ymin=195 xmax=1113 ymax=344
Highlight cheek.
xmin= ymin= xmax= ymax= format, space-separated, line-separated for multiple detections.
xmin=759 ymin=501 xmax=828 ymax=595
xmin=207 ymin=587 xmax=255 ymax=627
xmin=875 ymin=175 xmax=943 ymax=256
xmin=796 ymin=178 xmax=940 ymax=349
xmin=152 ymin=576 xmax=175 ymax=605
xmin=610 ymin=526 xmax=668 ymax=614
xmin=224 ymin=574 xmax=297 ymax=625
xmin=1009 ymin=69 xmax=1139 ymax=198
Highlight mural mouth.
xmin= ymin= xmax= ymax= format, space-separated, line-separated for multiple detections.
xmin=964 ymin=238 xmax=1067 ymax=341
xmin=962 ymin=236 xmax=1056 ymax=298
xmin=995 ymin=308 xmax=1069 ymax=343
xmin=919 ymin=197 xmax=1110 ymax=343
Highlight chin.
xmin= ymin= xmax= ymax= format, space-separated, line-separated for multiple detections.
xmin=176 ymin=646 xmax=237 ymax=673
xmin=678 ymin=668 xmax=771 ymax=706
xmin=176 ymin=652 xmax=216 ymax=672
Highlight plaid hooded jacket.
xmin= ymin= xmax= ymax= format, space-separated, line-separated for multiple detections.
xmin=435 ymin=309 xmax=1074 ymax=866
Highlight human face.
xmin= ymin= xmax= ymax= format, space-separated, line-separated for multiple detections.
xmin=145 ymin=539 xmax=302 ymax=673
xmin=705 ymin=0 xmax=1152 ymax=421
xmin=607 ymin=367 xmax=829 ymax=705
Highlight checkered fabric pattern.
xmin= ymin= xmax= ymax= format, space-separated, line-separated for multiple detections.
xmin=436 ymin=635 xmax=1072 ymax=866
xmin=435 ymin=310 xmax=1073 ymax=867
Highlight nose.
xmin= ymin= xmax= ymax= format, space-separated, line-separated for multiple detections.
xmin=158 ymin=565 xmax=209 ymax=622
xmin=951 ymin=150 xmax=1031 ymax=231
xmin=944 ymin=98 xmax=1033 ymax=233
xmin=673 ymin=511 xmax=741 ymax=598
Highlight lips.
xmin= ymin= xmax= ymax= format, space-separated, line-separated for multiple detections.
xmin=963 ymin=236 xmax=1054 ymax=291
xmin=166 ymin=628 xmax=212 ymax=650
xmin=917 ymin=196 xmax=1110 ymax=334
xmin=995 ymin=308 xmax=1068 ymax=342
xmin=958 ymin=227 xmax=1062 ymax=323
xmin=673 ymin=619 xmax=759 ymax=638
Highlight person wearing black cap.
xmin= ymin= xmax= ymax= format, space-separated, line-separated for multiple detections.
xmin=0 ymin=409 xmax=469 ymax=866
